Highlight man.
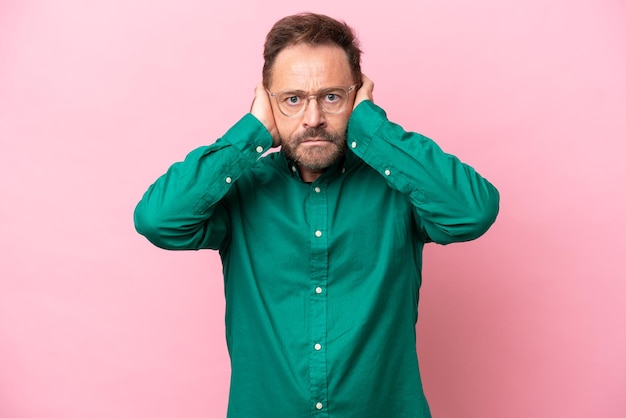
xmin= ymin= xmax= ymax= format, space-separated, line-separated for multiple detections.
xmin=134 ymin=13 xmax=499 ymax=418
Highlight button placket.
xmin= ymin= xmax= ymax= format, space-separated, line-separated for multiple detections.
xmin=308 ymin=180 xmax=329 ymax=416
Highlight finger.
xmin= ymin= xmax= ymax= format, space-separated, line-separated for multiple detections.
xmin=360 ymin=74 xmax=374 ymax=94
xmin=354 ymin=74 xmax=374 ymax=107
xmin=250 ymin=83 xmax=262 ymax=111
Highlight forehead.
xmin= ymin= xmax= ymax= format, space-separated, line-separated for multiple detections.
xmin=270 ymin=44 xmax=353 ymax=91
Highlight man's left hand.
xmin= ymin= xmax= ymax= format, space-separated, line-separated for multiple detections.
xmin=354 ymin=74 xmax=374 ymax=109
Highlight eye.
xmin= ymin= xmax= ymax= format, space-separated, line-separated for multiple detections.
xmin=282 ymin=95 xmax=302 ymax=106
xmin=323 ymin=91 xmax=345 ymax=103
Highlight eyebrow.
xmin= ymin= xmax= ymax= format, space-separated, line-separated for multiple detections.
xmin=280 ymin=89 xmax=308 ymax=94
xmin=279 ymin=87 xmax=341 ymax=94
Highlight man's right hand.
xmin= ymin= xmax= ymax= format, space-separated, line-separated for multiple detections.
xmin=250 ymin=83 xmax=280 ymax=147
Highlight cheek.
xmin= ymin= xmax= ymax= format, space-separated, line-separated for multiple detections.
xmin=328 ymin=114 xmax=351 ymax=135
xmin=275 ymin=117 xmax=299 ymax=140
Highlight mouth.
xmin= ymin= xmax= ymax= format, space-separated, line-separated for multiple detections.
xmin=301 ymin=137 xmax=330 ymax=144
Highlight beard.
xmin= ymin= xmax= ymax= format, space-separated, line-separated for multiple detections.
xmin=281 ymin=127 xmax=347 ymax=171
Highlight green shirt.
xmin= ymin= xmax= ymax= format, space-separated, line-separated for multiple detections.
xmin=134 ymin=101 xmax=499 ymax=417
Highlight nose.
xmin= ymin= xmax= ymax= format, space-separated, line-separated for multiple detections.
xmin=302 ymin=97 xmax=325 ymax=128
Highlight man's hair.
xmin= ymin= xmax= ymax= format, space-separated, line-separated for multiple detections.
xmin=262 ymin=13 xmax=362 ymax=88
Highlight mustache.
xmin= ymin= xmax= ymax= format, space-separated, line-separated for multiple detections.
xmin=294 ymin=128 xmax=342 ymax=145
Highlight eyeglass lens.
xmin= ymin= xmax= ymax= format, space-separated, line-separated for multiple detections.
xmin=277 ymin=88 xmax=349 ymax=116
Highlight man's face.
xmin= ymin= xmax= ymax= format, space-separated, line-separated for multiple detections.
xmin=268 ymin=44 xmax=356 ymax=172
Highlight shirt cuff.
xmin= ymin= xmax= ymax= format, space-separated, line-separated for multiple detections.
xmin=221 ymin=113 xmax=274 ymax=158
xmin=347 ymin=100 xmax=389 ymax=154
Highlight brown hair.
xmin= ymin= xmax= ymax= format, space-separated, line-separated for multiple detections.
xmin=262 ymin=13 xmax=362 ymax=88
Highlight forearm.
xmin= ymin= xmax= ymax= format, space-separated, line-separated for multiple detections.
xmin=347 ymin=100 xmax=500 ymax=244
xmin=134 ymin=113 xmax=273 ymax=250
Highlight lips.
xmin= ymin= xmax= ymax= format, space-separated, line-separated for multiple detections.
xmin=302 ymin=137 xmax=330 ymax=143
xmin=293 ymin=128 xmax=341 ymax=147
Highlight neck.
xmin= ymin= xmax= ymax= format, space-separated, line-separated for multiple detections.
xmin=298 ymin=165 xmax=324 ymax=182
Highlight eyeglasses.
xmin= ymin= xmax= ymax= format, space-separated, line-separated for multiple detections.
xmin=267 ymin=84 xmax=357 ymax=117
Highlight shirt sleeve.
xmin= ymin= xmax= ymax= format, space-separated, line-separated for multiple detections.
xmin=346 ymin=100 xmax=500 ymax=244
xmin=133 ymin=113 xmax=273 ymax=250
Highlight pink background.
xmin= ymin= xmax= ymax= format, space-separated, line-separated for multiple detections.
xmin=1 ymin=0 xmax=625 ymax=417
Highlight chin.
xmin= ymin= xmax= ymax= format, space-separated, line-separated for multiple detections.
xmin=297 ymin=146 xmax=345 ymax=170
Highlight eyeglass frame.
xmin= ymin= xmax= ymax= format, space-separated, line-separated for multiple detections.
xmin=266 ymin=84 xmax=358 ymax=118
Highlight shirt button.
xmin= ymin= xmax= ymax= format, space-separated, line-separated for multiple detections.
xmin=225 ymin=177 xmax=232 ymax=184
xmin=314 ymin=186 xmax=321 ymax=193
xmin=341 ymin=167 xmax=346 ymax=174
xmin=315 ymin=287 xmax=322 ymax=294
xmin=316 ymin=402 xmax=323 ymax=410
xmin=314 ymin=343 xmax=322 ymax=351
xmin=255 ymin=146 xmax=263 ymax=153
xmin=384 ymin=169 xmax=391 ymax=176
xmin=291 ymin=165 xmax=297 ymax=173
xmin=315 ymin=230 xmax=322 ymax=237
xmin=351 ymin=141 xmax=357 ymax=149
